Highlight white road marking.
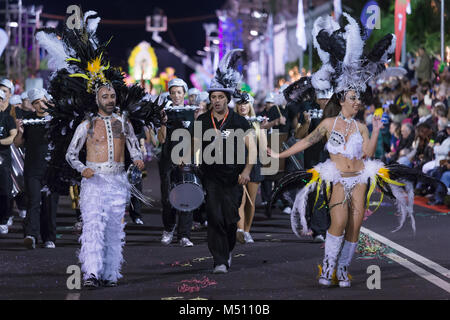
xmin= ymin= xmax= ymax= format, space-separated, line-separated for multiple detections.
xmin=65 ymin=292 xmax=81 ymax=300
xmin=361 ymin=226 xmax=450 ymax=279
xmin=384 ymin=253 xmax=450 ymax=294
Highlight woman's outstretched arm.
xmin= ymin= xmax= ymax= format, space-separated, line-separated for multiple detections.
xmin=268 ymin=118 xmax=330 ymax=159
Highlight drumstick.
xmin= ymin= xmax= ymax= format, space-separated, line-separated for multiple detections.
xmin=243 ymin=185 xmax=254 ymax=208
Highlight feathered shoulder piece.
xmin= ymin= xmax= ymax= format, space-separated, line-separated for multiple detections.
xmin=208 ymin=48 xmax=244 ymax=94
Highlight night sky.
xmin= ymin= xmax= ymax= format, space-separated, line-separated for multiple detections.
xmin=27 ymin=0 xmax=226 ymax=76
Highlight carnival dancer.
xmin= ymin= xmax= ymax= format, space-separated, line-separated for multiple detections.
xmin=268 ymin=13 xmax=445 ymax=288
xmin=234 ymin=91 xmax=267 ymax=244
xmin=191 ymin=49 xmax=256 ymax=273
xmin=35 ymin=10 xmax=162 ymax=287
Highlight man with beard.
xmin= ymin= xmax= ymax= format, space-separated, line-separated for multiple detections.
xmin=65 ymin=84 xmax=144 ymax=288
xmin=191 ymin=49 xmax=256 ymax=273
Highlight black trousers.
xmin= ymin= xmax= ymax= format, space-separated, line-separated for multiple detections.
xmin=260 ymin=179 xmax=273 ymax=203
xmin=204 ymin=178 xmax=243 ymax=268
xmin=0 ymin=157 xmax=12 ymax=225
xmin=23 ymin=174 xmax=59 ymax=243
xmin=158 ymin=160 xmax=192 ymax=239
xmin=129 ymin=181 xmax=143 ymax=220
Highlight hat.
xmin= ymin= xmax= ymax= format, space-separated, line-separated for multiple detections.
xmin=264 ymin=92 xmax=275 ymax=104
xmin=168 ymin=78 xmax=188 ymax=94
xmin=0 ymin=78 xmax=14 ymax=94
xmin=208 ymin=49 xmax=243 ymax=96
xmin=198 ymin=91 xmax=210 ymax=103
xmin=42 ymin=89 xmax=53 ymax=101
xmin=20 ymin=92 xmax=28 ymax=100
xmin=0 ymin=90 xmax=5 ymax=101
xmin=188 ymin=88 xmax=200 ymax=96
xmin=234 ymin=91 xmax=254 ymax=105
xmin=10 ymin=95 xmax=22 ymax=105
xmin=27 ymin=88 xmax=46 ymax=103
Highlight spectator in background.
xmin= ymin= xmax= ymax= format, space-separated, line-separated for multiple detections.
xmin=393 ymin=122 xmax=415 ymax=165
xmin=383 ymin=122 xmax=401 ymax=163
xmin=415 ymin=47 xmax=433 ymax=84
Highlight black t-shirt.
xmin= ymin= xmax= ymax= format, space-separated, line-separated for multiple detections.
xmin=267 ymin=105 xmax=289 ymax=133
xmin=15 ymin=108 xmax=34 ymax=120
xmin=160 ymin=108 xmax=196 ymax=164
xmin=0 ymin=109 xmax=16 ymax=156
xmin=191 ymin=108 xmax=251 ymax=186
xmin=23 ymin=113 xmax=49 ymax=176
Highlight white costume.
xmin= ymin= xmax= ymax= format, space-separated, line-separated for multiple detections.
xmin=66 ymin=113 xmax=142 ymax=282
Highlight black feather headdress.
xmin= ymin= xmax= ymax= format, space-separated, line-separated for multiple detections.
xmin=36 ymin=10 xmax=163 ymax=193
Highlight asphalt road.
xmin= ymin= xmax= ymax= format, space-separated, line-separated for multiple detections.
xmin=1 ymin=159 xmax=449 ymax=302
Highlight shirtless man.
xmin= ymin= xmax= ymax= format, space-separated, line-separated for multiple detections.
xmin=66 ymin=84 xmax=144 ymax=288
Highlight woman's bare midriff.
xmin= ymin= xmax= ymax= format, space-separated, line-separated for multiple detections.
xmin=329 ymin=154 xmax=365 ymax=173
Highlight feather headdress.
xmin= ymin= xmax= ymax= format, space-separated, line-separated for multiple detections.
xmin=35 ymin=9 xmax=164 ymax=194
xmin=284 ymin=12 xmax=396 ymax=104
xmin=208 ymin=49 xmax=244 ymax=95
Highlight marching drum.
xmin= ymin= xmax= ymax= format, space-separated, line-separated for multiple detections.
xmin=168 ymin=165 xmax=204 ymax=212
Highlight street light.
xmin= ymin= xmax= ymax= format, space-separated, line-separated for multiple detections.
xmin=250 ymin=30 xmax=259 ymax=36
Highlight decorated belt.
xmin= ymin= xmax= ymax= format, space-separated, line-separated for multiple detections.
xmin=86 ymin=161 xmax=125 ymax=174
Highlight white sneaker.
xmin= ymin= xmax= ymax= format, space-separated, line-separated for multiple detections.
xmin=74 ymin=221 xmax=83 ymax=231
xmin=244 ymin=232 xmax=254 ymax=243
xmin=43 ymin=241 xmax=56 ymax=249
xmin=236 ymin=229 xmax=245 ymax=244
xmin=283 ymin=207 xmax=292 ymax=214
xmin=18 ymin=210 xmax=26 ymax=218
xmin=161 ymin=231 xmax=174 ymax=245
xmin=228 ymin=253 xmax=232 ymax=268
xmin=133 ymin=218 xmax=144 ymax=225
xmin=213 ymin=264 xmax=228 ymax=274
xmin=179 ymin=237 xmax=194 ymax=247
xmin=313 ymin=234 xmax=325 ymax=243
xmin=24 ymin=236 xmax=36 ymax=249
xmin=0 ymin=225 xmax=8 ymax=235
xmin=7 ymin=216 xmax=13 ymax=227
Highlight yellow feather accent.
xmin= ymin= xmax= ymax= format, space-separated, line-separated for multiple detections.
xmin=306 ymin=169 xmax=321 ymax=209
xmin=377 ymin=167 xmax=405 ymax=186
xmin=86 ymin=56 xmax=102 ymax=74
xmin=69 ymin=73 xmax=90 ymax=80
xmin=317 ymin=265 xmax=339 ymax=285
xmin=366 ymin=177 xmax=378 ymax=208
xmin=66 ymin=58 xmax=81 ymax=63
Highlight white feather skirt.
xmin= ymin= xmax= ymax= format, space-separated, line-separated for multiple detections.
xmin=290 ymin=159 xmax=416 ymax=238
xmin=79 ymin=172 xmax=130 ymax=281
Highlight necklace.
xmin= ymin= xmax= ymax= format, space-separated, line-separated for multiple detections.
xmin=338 ymin=112 xmax=354 ymax=137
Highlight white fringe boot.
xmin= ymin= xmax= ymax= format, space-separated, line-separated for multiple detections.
xmin=319 ymin=231 xmax=344 ymax=286
xmin=336 ymin=240 xmax=358 ymax=288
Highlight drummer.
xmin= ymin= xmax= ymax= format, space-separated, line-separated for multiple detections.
xmin=157 ymin=78 xmax=195 ymax=247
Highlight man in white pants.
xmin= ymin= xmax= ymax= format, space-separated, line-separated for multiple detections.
xmin=66 ymin=84 xmax=144 ymax=288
